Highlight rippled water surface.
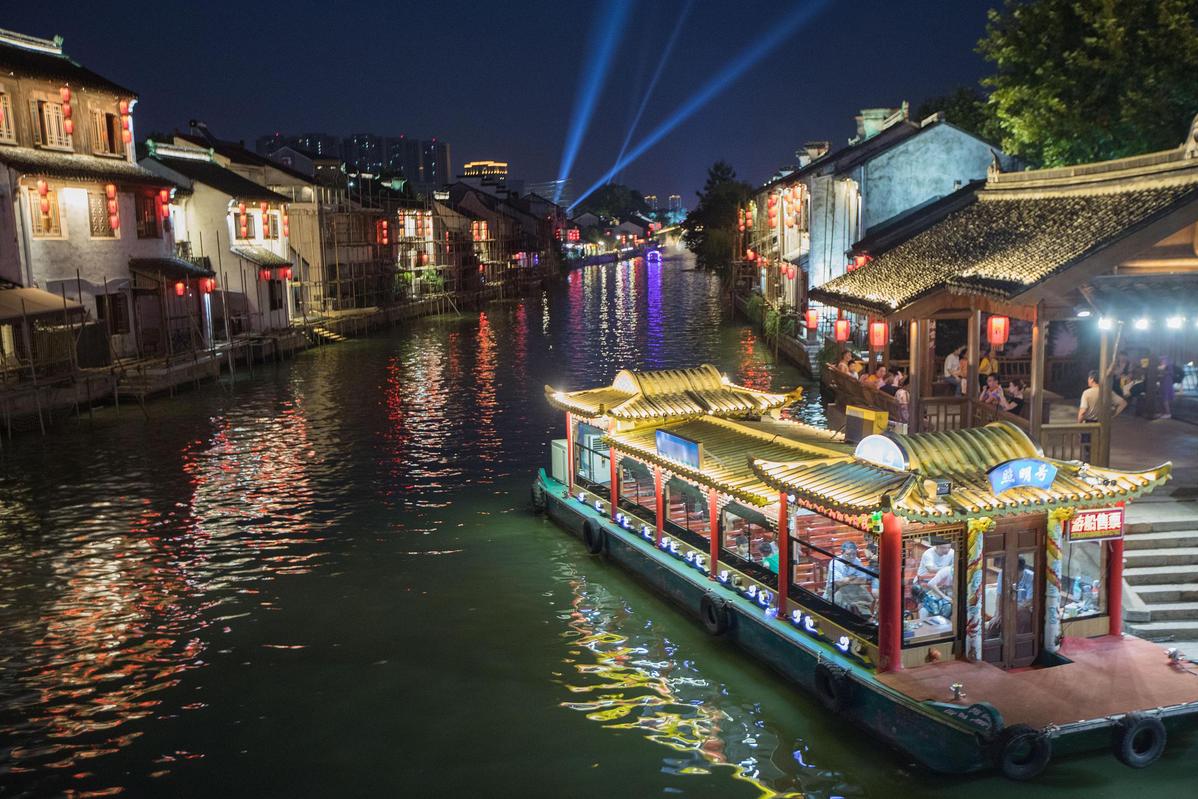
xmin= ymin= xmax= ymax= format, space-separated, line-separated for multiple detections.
xmin=1 ymin=254 xmax=1194 ymax=797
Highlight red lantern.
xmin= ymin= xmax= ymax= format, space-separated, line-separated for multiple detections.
xmin=200 ymin=278 xmax=215 ymax=294
xmin=786 ymin=265 xmax=796 ymax=280
xmin=259 ymin=268 xmax=272 ymax=282
xmin=36 ymin=179 xmax=48 ymax=196
xmin=105 ymin=183 xmax=117 ymax=200
xmin=240 ymin=224 xmax=249 ymax=239
xmin=109 ymin=213 xmax=120 ymax=230
xmin=238 ymin=202 xmax=247 ymax=216
xmin=62 ymin=102 xmax=72 ymax=119
xmin=119 ymin=99 xmax=129 ymax=115
xmin=746 ymin=248 xmax=755 ymax=261
xmin=805 ymin=309 xmax=819 ymax=330
xmin=281 ymin=266 xmax=293 ymax=280
xmin=39 ymin=198 xmax=50 ymax=215
xmin=260 ymin=202 xmax=269 ymax=214
xmin=59 ymin=86 xmax=71 ymax=103
xmin=107 ymin=199 xmax=118 ymax=215
xmin=745 ymin=216 xmax=752 ymax=229
xmin=283 ymin=224 xmax=290 ymax=237
xmin=854 ymin=253 xmax=871 ymax=269
xmin=834 ymin=319 xmax=851 ymax=342
xmin=988 ymin=315 xmax=1010 ymax=347
xmin=121 ymin=130 xmax=132 ymax=144
xmin=63 ymin=118 xmax=74 ymax=136
xmin=159 ymin=188 xmax=169 ymax=204
xmin=869 ymin=320 xmax=889 ymax=349
xmin=121 ymin=116 xmax=130 ymax=130
xmin=174 ymin=281 xmax=185 ymax=297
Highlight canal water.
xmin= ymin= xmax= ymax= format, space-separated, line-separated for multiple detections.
xmin=0 ymin=254 xmax=1192 ymax=797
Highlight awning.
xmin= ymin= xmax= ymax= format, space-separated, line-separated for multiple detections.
xmin=129 ymin=256 xmax=215 ymax=279
xmin=0 ymin=145 xmax=173 ymax=187
xmin=0 ymin=287 xmax=84 ymax=322
xmin=230 ymin=246 xmax=291 ymax=268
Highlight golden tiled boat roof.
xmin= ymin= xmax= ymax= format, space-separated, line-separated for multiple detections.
xmin=752 ymin=422 xmax=1171 ymax=522
xmin=545 ymin=364 xmax=795 ymax=421
xmin=603 ymin=416 xmax=851 ymax=507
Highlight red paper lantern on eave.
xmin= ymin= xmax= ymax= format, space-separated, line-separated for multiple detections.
xmin=988 ymin=315 xmax=1010 ymax=347
xmin=259 ymin=268 xmax=272 ymax=282
xmin=805 ymin=308 xmax=819 ymax=330
xmin=869 ymin=320 xmax=889 ymax=349
xmin=174 ymin=281 xmax=186 ymax=297
xmin=834 ymin=319 xmax=851 ymax=342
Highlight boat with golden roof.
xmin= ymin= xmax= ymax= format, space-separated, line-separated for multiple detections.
xmin=533 ymin=364 xmax=1195 ymax=779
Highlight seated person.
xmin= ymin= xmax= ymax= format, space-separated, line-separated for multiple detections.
xmin=978 ymin=373 xmax=1017 ymax=411
xmin=880 ymin=369 xmax=902 ymax=397
xmin=943 ymin=346 xmax=966 ymax=395
xmin=825 ymin=541 xmax=875 ymax=619
xmin=861 ymin=365 xmax=888 ymax=389
xmin=1004 ymin=379 xmax=1026 ymax=415
xmin=916 ymin=538 xmax=955 ymax=600
xmin=757 ymin=541 xmax=779 ymax=574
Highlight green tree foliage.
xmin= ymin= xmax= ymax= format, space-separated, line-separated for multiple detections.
xmin=978 ymin=0 xmax=1198 ymax=166
xmin=573 ymin=183 xmax=650 ymax=220
xmin=681 ymin=161 xmax=751 ymax=279
xmin=914 ymin=87 xmax=1002 ymax=143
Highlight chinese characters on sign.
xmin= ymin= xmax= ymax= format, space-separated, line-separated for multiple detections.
xmin=986 ymin=458 xmax=1058 ymax=494
xmin=1066 ymin=507 xmax=1125 ymax=541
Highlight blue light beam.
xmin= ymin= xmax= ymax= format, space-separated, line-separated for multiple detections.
xmin=555 ymin=0 xmax=633 ymax=203
xmin=569 ymin=0 xmax=832 ymax=212
xmin=613 ymin=0 xmax=694 ymax=178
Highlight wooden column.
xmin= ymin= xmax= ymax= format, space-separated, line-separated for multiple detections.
xmin=564 ymin=412 xmax=574 ymax=493
xmin=708 ymin=488 xmax=720 ymax=581
xmin=1028 ymin=303 xmax=1047 ymax=443
xmin=608 ymin=446 xmax=619 ymax=518
xmin=653 ymin=466 xmax=664 ymax=547
xmin=1097 ymin=327 xmax=1112 ymax=467
xmin=908 ymin=319 xmax=927 ymax=433
xmin=777 ymin=492 xmax=790 ymax=611
xmin=1109 ymin=537 xmax=1125 ymax=637
xmin=966 ymin=309 xmax=981 ymax=426
xmin=878 ymin=511 xmax=904 ymax=672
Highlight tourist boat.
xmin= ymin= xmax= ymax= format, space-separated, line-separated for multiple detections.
xmin=532 ymin=365 xmax=1198 ymax=780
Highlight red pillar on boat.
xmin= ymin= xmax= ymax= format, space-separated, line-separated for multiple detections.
xmin=608 ymin=447 xmax=619 ymax=518
xmin=564 ymin=412 xmax=574 ymax=494
xmin=653 ymin=466 xmax=664 ymax=546
xmin=1109 ymin=537 xmax=1125 ymax=637
xmin=878 ymin=511 xmax=903 ymax=672
xmin=708 ymin=488 xmax=720 ymax=581
xmin=777 ymin=492 xmax=789 ymax=613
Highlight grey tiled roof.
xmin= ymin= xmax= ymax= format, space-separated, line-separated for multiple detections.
xmin=0 ymin=145 xmax=170 ymax=186
xmin=811 ymin=167 xmax=1198 ymax=314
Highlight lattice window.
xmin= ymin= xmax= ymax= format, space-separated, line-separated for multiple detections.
xmin=88 ymin=192 xmax=115 ymax=237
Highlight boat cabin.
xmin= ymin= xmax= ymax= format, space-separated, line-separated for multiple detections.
xmin=547 ymin=365 xmax=1171 ymax=673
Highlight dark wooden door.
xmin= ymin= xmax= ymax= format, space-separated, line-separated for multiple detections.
xmin=981 ymin=522 xmax=1043 ymax=669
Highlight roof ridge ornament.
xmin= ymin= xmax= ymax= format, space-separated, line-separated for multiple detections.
xmin=1185 ymin=112 xmax=1198 ymax=159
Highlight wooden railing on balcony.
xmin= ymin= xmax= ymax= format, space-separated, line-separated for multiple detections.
xmin=1040 ymin=423 xmax=1103 ymax=464
xmin=920 ymin=396 xmax=967 ymax=433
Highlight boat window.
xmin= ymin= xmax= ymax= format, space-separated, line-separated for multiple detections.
xmin=573 ymin=421 xmax=610 ymax=493
xmin=616 ymin=457 xmax=655 ymax=523
xmin=789 ymin=511 xmax=878 ymax=634
xmin=663 ymin=477 xmax=710 ymax=550
xmin=902 ymin=530 xmax=961 ymax=647
xmin=721 ymin=502 xmax=777 ymax=588
xmin=1060 ymin=539 xmax=1108 ymax=621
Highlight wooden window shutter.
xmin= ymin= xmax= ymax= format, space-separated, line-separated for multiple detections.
xmin=90 ymin=110 xmax=104 ymax=152
xmin=28 ymin=98 xmax=42 ymax=146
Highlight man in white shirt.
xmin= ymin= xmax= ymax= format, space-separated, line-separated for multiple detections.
xmin=1078 ymin=370 xmax=1126 ymax=422
xmin=917 ymin=539 xmax=955 ymax=597
xmin=943 ymin=346 xmax=966 ymax=395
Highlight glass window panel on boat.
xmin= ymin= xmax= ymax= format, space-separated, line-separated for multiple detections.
xmin=721 ymin=501 xmax=778 ymax=588
xmin=573 ymin=421 xmax=610 ymax=493
xmin=663 ymin=477 xmax=710 ymax=550
xmin=616 ymin=457 xmax=655 ymax=523
xmin=1061 ymin=540 xmax=1108 ymax=620
xmin=903 ymin=529 xmax=962 ymax=647
xmin=789 ymin=510 xmax=879 ymax=635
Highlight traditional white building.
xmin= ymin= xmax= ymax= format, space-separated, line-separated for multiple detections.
xmin=0 ymin=27 xmax=210 ymax=360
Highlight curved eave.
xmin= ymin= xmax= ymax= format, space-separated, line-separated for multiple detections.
xmin=750 ymin=458 xmax=909 ymax=518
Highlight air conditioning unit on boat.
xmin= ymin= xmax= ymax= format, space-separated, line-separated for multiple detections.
xmin=551 ymin=439 xmax=567 ymax=483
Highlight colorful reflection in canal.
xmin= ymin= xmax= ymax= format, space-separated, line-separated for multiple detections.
xmin=0 ymin=252 xmax=1193 ymax=797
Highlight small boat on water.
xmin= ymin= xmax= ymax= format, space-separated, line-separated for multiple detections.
xmin=532 ymin=364 xmax=1198 ymax=780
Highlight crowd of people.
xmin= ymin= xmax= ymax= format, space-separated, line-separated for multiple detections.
xmin=833 ymin=351 xmax=911 ymax=408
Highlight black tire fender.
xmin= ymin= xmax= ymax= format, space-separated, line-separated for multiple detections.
xmin=581 ymin=519 xmax=605 ymax=555
xmin=699 ymin=592 xmax=730 ymax=635
xmin=992 ymin=723 xmax=1052 ymax=781
xmin=1112 ymin=712 xmax=1166 ymax=769
xmin=531 ymin=482 xmax=547 ymax=514
xmin=813 ymin=662 xmax=852 ymax=713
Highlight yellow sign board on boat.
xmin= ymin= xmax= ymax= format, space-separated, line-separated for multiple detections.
xmin=845 ymin=405 xmax=888 ymax=443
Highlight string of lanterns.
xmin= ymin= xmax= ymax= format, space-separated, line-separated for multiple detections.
xmin=59 ymin=86 xmax=73 ymax=137
xmin=105 ymin=183 xmax=119 ymax=231
xmin=118 ymin=99 xmax=132 ymax=145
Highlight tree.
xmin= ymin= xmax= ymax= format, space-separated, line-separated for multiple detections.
xmin=914 ymin=86 xmax=1001 ymax=143
xmin=681 ymin=161 xmax=751 ymax=280
xmin=573 ymin=183 xmax=650 ymax=220
xmin=978 ymin=0 xmax=1198 ymax=166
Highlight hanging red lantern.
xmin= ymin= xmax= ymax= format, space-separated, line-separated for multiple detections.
xmin=745 ymin=216 xmax=753 ymax=229
xmin=805 ymin=308 xmax=819 ymax=330
xmin=238 ymin=202 xmax=247 ymax=216
xmin=239 ymin=224 xmax=249 ymax=238
xmin=259 ymin=201 xmax=269 ymax=214
xmin=63 ymin=118 xmax=74 ymax=136
xmin=119 ymin=99 xmax=129 ymax=115
xmin=869 ymin=320 xmax=889 ymax=349
xmin=200 ymin=278 xmax=215 ymax=294
xmin=121 ymin=129 xmax=132 ymax=144
xmin=36 ymin=179 xmax=48 ymax=196
xmin=109 ymin=213 xmax=120 ymax=230
xmin=854 ymin=253 xmax=871 ymax=269
xmin=283 ymin=224 xmax=290 ymax=237
xmin=105 ymin=183 xmax=117 ymax=200
xmin=281 ymin=266 xmax=293 ymax=280
xmin=107 ymin=199 xmax=118 ymax=215
xmin=259 ymin=268 xmax=272 ymax=282
xmin=988 ymin=315 xmax=1010 ymax=347
xmin=746 ymin=248 xmax=755 ymax=261
xmin=786 ymin=265 xmax=796 ymax=280
xmin=62 ymin=102 xmax=72 ymax=119
xmin=59 ymin=86 xmax=71 ymax=103
xmin=174 ymin=281 xmax=186 ymax=297
xmin=159 ymin=188 xmax=169 ymax=204
xmin=835 ymin=319 xmax=851 ymax=342
xmin=39 ymin=198 xmax=50 ymax=215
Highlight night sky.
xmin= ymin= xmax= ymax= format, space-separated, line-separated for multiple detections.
xmin=7 ymin=0 xmax=999 ymax=204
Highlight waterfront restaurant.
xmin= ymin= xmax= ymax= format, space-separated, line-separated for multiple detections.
xmin=546 ymin=365 xmax=1171 ymax=678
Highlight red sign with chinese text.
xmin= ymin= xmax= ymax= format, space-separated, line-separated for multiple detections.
xmin=1066 ymin=507 xmax=1124 ymax=541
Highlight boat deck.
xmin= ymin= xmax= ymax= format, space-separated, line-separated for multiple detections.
xmin=878 ymin=635 xmax=1198 ymax=728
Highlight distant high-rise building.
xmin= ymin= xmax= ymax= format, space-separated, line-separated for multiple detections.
xmin=344 ymin=133 xmax=384 ymax=173
xmin=644 ymin=194 xmax=659 ymax=211
xmin=385 ymin=136 xmax=423 ymax=181
xmin=668 ymin=194 xmax=682 ymax=213
xmin=421 ymin=139 xmax=451 ymax=189
xmin=293 ymin=133 xmax=341 ymax=159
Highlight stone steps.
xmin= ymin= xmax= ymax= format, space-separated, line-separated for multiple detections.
xmin=1123 ymin=530 xmax=1198 ymax=550
xmin=1133 ymin=601 xmax=1198 ymax=621
xmin=1125 ymin=620 xmax=1198 ymax=641
xmin=1132 ymin=583 xmax=1198 ymax=603
xmin=1124 ymin=565 xmax=1198 ymax=586
xmin=1122 ymin=546 xmax=1198 ymax=568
